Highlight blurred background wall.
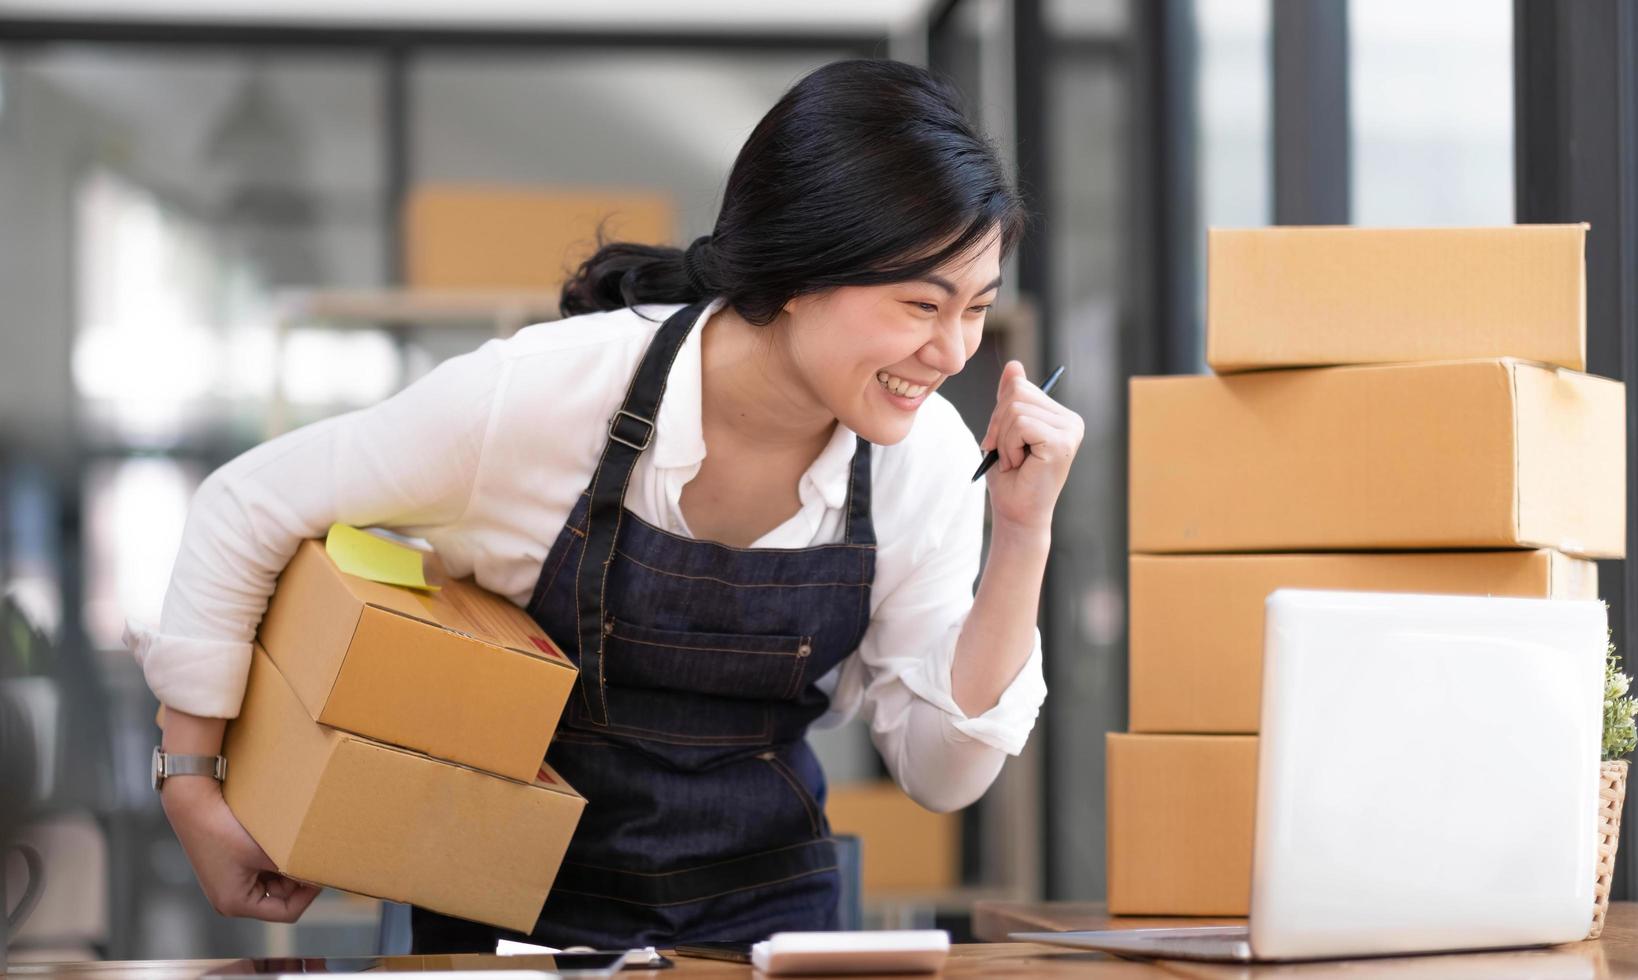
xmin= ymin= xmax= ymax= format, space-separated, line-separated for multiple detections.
xmin=0 ymin=0 xmax=1632 ymax=962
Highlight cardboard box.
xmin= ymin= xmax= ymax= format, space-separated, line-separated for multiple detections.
xmin=1129 ymin=359 xmax=1625 ymax=558
xmin=1206 ymin=225 xmax=1587 ymax=374
xmin=1129 ymin=550 xmax=1598 ymax=734
xmin=257 ymin=538 xmax=576 ymax=782
xmin=1107 ymin=733 xmax=1255 ymax=916
xmin=405 ymin=184 xmax=675 ymax=290
xmin=825 ymin=781 xmax=960 ymax=894
xmin=225 ymin=645 xmax=584 ymax=932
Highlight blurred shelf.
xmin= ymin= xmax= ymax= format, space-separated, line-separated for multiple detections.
xmin=275 ymin=288 xmax=563 ymax=330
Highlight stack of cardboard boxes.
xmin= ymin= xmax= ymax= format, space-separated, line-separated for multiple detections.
xmin=222 ymin=534 xmax=586 ymax=931
xmin=1110 ymin=224 xmax=1626 ymax=916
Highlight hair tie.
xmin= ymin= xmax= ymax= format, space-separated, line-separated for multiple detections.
xmin=683 ymin=235 xmax=713 ymax=295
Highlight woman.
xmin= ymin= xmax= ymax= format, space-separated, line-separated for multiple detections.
xmin=131 ymin=58 xmax=1081 ymax=950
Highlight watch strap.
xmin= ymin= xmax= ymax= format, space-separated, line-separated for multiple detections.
xmin=153 ymin=746 xmax=227 ymax=788
xmin=163 ymin=753 xmax=227 ymax=779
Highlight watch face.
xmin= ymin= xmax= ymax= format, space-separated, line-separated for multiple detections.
xmin=151 ymin=745 xmax=164 ymax=792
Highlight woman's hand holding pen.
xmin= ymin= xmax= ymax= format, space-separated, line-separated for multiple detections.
xmin=977 ymin=360 xmax=1084 ymax=541
xmin=950 ymin=360 xmax=1081 ymax=718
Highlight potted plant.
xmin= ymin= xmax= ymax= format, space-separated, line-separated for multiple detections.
xmin=1590 ymin=629 xmax=1637 ymax=940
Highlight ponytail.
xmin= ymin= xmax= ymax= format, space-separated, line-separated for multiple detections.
xmin=558 ymin=233 xmax=717 ymax=319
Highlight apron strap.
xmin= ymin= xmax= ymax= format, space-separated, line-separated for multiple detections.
xmin=842 ymin=435 xmax=876 ymax=548
xmin=574 ymin=300 xmax=710 ymax=725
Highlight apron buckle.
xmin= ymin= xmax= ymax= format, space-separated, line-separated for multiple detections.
xmin=609 ymin=409 xmax=656 ymax=452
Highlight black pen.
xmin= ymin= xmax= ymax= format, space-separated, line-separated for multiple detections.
xmin=972 ymin=364 xmax=1067 ymax=482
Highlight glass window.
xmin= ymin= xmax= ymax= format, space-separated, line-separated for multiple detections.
xmin=1197 ymin=0 xmax=1271 ymax=230
xmin=5 ymin=47 xmax=391 ymax=448
xmin=1350 ymin=0 xmax=1513 ymax=225
xmin=1042 ymin=52 xmax=1128 ymax=901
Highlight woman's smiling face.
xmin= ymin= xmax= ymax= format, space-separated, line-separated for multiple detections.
xmin=777 ymin=232 xmax=1004 ymax=446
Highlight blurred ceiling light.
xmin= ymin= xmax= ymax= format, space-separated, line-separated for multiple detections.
xmin=204 ymin=65 xmax=320 ymax=286
xmin=207 ymin=67 xmax=293 ymax=176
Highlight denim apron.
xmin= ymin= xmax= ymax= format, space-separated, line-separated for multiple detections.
xmin=412 ymin=300 xmax=876 ymax=951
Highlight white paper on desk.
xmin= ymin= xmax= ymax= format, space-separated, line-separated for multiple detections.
xmin=751 ymin=929 xmax=950 ymax=975
xmin=282 ymin=974 xmax=552 ymax=980
xmin=496 ymin=938 xmax=563 ymax=955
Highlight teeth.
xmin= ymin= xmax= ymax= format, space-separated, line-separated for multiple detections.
xmin=876 ymin=371 xmax=928 ymax=399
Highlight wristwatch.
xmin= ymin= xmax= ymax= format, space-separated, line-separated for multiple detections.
xmin=151 ymin=746 xmax=227 ymax=792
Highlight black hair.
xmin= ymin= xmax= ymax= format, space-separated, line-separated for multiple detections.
xmin=558 ymin=58 xmax=1027 ymax=323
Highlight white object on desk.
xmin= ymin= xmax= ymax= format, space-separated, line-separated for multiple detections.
xmin=750 ymin=930 xmax=950 ymax=975
xmin=279 ymin=974 xmax=552 ymax=980
xmin=497 ymin=939 xmax=563 ymax=955
xmin=495 ymin=940 xmax=665 ymax=973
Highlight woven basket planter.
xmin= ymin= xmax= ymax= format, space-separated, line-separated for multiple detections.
xmin=1590 ymin=759 xmax=1629 ymax=940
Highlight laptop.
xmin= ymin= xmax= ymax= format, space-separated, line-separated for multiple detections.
xmin=1016 ymin=589 xmax=1607 ymax=963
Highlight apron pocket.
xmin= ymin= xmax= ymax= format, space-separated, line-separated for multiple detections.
xmin=592 ymin=619 xmax=812 ymax=743
xmin=603 ymin=618 xmax=812 ymax=701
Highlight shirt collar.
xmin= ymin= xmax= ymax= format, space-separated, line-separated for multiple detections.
xmin=803 ymin=418 xmax=862 ymax=511
xmin=649 ymin=297 xmax=860 ymax=511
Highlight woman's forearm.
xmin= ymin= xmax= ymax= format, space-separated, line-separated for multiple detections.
xmin=159 ymin=707 xmax=229 ymax=815
xmin=162 ymin=706 xmax=228 ymax=756
xmin=950 ymin=523 xmax=1050 ymax=717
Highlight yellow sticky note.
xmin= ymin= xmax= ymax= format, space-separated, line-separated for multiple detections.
xmin=325 ymin=523 xmax=440 ymax=592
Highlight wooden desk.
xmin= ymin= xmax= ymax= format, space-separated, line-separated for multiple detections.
xmin=7 ymin=908 xmax=1637 ymax=980
xmin=0 ymin=945 xmax=1153 ymax=978
xmin=974 ymin=899 xmax=1638 ymax=977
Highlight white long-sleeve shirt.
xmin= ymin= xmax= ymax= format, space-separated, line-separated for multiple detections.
xmin=125 ymin=298 xmax=1046 ymax=812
